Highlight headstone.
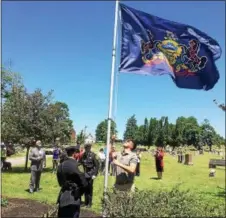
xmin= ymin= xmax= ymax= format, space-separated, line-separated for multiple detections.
xmin=181 ymin=155 xmax=185 ymax=163
xmin=199 ymin=150 xmax=204 ymax=155
xmin=209 ymin=169 xmax=216 ymax=177
xmin=184 ymin=154 xmax=193 ymax=165
xmin=178 ymin=155 xmax=182 ymax=163
xmin=194 ymin=151 xmax=199 ymax=156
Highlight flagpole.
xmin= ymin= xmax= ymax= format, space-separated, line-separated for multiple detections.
xmin=103 ymin=0 xmax=120 ymax=195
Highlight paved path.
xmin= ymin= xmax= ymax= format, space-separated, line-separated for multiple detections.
xmin=7 ymin=157 xmax=25 ymax=166
xmin=7 ymin=155 xmax=52 ymax=167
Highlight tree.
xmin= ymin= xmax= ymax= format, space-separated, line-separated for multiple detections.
xmin=167 ymin=123 xmax=175 ymax=145
xmin=136 ymin=125 xmax=145 ymax=145
xmin=143 ymin=118 xmax=149 ymax=145
xmin=123 ymin=115 xmax=138 ymax=141
xmin=1 ymin=85 xmax=27 ymax=143
xmin=124 ymin=114 xmax=225 ymax=149
xmin=43 ymin=101 xmax=73 ymax=144
xmin=183 ymin=116 xmax=200 ymax=146
xmin=200 ymin=119 xmax=215 ymax=151
xmin=148 ymin=118 xmax=159 ymax=148
xmin=213 ymin=99 xmax=226 ymax=111
xmin=1 ymin=85 xmax=74 ymax=170
xmin=155 ymin=117 xmax=167 ymax=147
xmin=163 ymin=117 xmax=169 ymax=141
xmin=1 ymin=67 xmax=23 ymax=101
xmin=171 ymin=117 xmax=185 ymax=148
xmin=1 ymin=67 xmax=13 ymax=99
xmin=95 ymin=119 xmax=117 ymax=142
xmin=77 ymin=130 xmax=86 ymax=144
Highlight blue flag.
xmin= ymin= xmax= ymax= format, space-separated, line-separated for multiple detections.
xmin=119 ymin=3 xmax=222 ymax=90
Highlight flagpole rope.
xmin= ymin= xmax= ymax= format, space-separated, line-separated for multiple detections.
xmin=113 ymin=19 xmax=120 ymax=123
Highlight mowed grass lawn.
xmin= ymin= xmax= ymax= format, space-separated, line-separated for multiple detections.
xmin=2 ymin=149 xmax=225 ymax=214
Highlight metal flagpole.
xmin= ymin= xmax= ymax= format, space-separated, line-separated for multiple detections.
xmin=103 ymin=0 xmax=120 ymax=195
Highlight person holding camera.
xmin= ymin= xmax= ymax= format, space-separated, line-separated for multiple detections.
xmin=154 ymin=147 xmax=164 ymax=179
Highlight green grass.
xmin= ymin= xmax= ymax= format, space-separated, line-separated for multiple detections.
xmin=2 ymin=147 xmax=225 ymax=214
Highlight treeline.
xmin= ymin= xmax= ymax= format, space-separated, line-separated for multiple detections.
xmin=124 ymin=115 xmax=224 ymax=149
xmin=95 ymin=115 xmax=225 ymax=149
xmin=1 ymin=67 xmax=74 ymax=146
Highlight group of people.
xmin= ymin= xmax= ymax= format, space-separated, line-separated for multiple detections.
xmin=26 ymin=139 xmax=164 ymax=218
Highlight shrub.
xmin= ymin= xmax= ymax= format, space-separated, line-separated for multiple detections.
xmin=102 ymin=185 xmax=225 ymax=217
xmin=1 ymin=197 xmax=8 ymax=207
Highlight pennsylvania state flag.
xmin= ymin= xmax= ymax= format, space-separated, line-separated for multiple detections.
xmin=119 ymin=3 xmax=222 ymax=90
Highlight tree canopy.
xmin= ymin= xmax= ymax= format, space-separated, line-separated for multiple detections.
xmin=95 ymin=119 xmax=117 ymax=142
xmin=122 ymin=115 xmax=224 ymax=148
xmin=1 ymin=68 xmax=74 ymax=145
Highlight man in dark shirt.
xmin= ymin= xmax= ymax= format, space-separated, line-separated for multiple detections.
xmin=79 ymin=143 xmax=99 ymax=208
xmin=57 ymin=146 xmax=88 ymax=218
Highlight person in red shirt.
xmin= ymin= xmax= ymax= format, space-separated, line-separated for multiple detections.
xmin=155 ymin=147 xmax=164 ymax=179
xmin=78 ymin=147 xmax=84 ymax=160
xmin=73 ymin=145 xmax=84 ymax=161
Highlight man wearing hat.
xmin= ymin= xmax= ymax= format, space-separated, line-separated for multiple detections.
xmin=57 ymin=145 xmax=88 ymax=218
xmin=79 ymin=143 xmax=99 ymax=208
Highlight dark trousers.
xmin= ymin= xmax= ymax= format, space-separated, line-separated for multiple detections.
xmin=111 ymin=162 xmax=116 ymax=176
xmin=85 ymin=179 xmax=93 ymax=206
xmin=108 ymin=161 xmax=116 ymax=176
xmin=30 ymin=170 xmax=42 ymax=191
xmin=100 ymin=161 xmax=105 ymax=174
xmin=58 ymin=204 xmax=80 ymax=218
xmin=52 ymin=159 xmax=59 ymax=172
xmin=136 ymin=162 xmax=140 ymax=176
xmin=108 ymin=161 xmax=111 ymax=172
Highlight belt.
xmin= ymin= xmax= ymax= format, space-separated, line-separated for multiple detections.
xmin=116 ymin=181 xmax=133 ymax=185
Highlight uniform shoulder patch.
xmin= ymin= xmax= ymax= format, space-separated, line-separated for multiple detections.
xmin=78 ymin=164 xmax=84 ymax=173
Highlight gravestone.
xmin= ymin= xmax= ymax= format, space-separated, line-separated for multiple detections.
xmin=194 ymin=151 xmax=199 ymax=156
xmin=209 ymin=169 xmax=216 ymax=177
xmin=199 ymin=150 xmax=204 ymax=155
xmin=181 ymin=155 xmax=185 ymax=163
xmin=184 ymin=154 xmax=193 ymax=165
xmin=178 ymin=155 xmax=182 ymax=163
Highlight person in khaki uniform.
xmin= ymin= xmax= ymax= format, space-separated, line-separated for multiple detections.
xmin=112 ymin=139 xmax=138 ymax=192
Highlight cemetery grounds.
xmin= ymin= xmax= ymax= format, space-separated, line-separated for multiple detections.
xmin=1 ymin=144 xmax=225 ymax=217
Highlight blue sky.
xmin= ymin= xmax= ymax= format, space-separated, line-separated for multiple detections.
xmin=2 ymin=1 xmax=225 ymax=139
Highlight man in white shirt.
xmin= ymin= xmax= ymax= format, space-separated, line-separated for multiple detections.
xmin=98 ymin=148 xmax=106 ymax=175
